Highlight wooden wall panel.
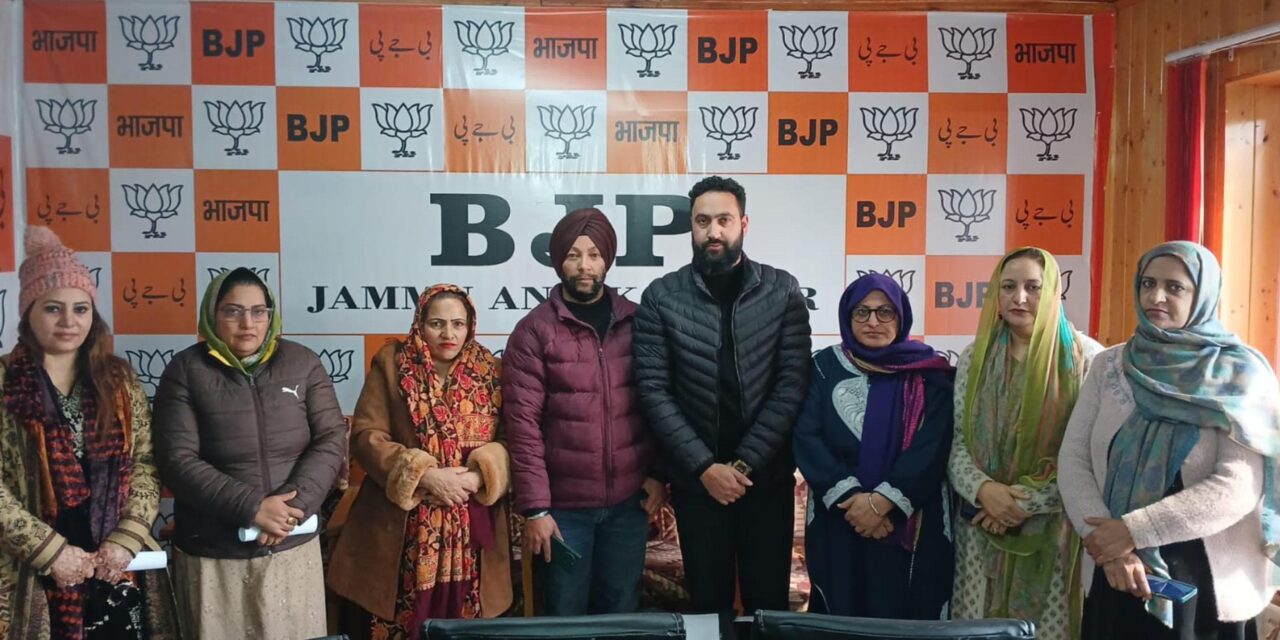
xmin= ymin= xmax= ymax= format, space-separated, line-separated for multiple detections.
xmin=1221 ymin=83 xmax=1256 ymax=334
xmin=1103 ymin=0 xmax=1280 ymax=345
xmin=1249 ymin=86 xmax=1280 ymax=364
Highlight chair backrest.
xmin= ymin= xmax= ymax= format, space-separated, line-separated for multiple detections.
xmin=750 ymin=610 xmax=1035 ymax=640
xmin=422 ymin=612 xmax=687 ymax=640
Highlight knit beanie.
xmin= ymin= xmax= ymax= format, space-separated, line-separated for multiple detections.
xmin=19 ymin=225 xmax=98 ymax=313
xmin=548 ymin=208 xmax=618 ymax=279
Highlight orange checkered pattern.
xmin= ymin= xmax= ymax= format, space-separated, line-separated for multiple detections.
xmin=13 ymin=1 xmax=1114 ymax=413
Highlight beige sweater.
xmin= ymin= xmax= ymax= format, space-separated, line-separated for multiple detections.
xmin=1058 ymin=344 xmax=1272 ymax=622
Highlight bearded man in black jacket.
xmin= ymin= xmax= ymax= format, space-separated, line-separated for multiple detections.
xmin=633 ymin=176 xmax=811 ymax=632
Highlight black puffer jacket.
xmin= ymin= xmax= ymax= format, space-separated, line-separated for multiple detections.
xmin=633 ymin=257 xmax=811 ymax=492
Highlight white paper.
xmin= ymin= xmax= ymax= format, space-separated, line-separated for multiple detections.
xmin=124 ymin=551 xmax=167 ymax=572
xmin=237 ymin=514 xmax=318 ymax=543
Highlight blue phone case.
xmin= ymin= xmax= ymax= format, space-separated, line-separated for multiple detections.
xmin=1148 ymin=576 xmax=1198 ymax=604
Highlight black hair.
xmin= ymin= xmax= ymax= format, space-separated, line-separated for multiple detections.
xmin=215 ymin=268 xmax=271 ymax=307
xmin=688 ymin=175 xmax=746 ymax=216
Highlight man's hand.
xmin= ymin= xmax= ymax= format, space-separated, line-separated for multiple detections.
xmin=524 ymin=515 xmax=562 ymax=563
xmin=641 ymin=477 xmax=666 ymax=516
xmin=700 ymin=463 xmax=751 ymax=506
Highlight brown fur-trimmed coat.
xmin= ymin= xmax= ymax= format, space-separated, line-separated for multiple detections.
xmin=327 ymin=343 xmax=512 ymax=622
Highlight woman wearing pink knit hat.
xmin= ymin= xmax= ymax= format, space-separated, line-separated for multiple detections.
xmin=0 ymin=226 xmax=178 ymax=638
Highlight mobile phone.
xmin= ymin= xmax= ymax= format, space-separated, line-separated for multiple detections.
xmin=959 ymin=500 xmax=980 ymax=521
xmin=1148 ymin=576 xmax=1198 ymax=604
xmin=550 ymin=535 xmax=581 ymax=568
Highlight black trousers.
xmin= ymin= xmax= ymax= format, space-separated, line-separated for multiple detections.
xmin=671 ymin=477 xmax=795 ymax=619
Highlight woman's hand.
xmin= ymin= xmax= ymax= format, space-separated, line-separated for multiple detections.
xmin=973 ymin=510 xmax=1009 ymax=536
xmin=420 ymin=467 xmax=473 ymax=506
xmin=976 ymin=481 xmax=1031 ymax=528
xmin=1084 ymin=517 xmax=1137 ymax=565
xmin=252 ymin=490 xmax=304 ymax=540
xmin=458 ymin=469 xmax=483 ymax=495
xmin=92 ymin=541 xmax=132 ymax=583
xmin=1102 ymin=552 xmax=1151 ymax=600
xmin=840 ymin=493 xmax=894 ymax=539
xmin=49 ymin=545 xmax=95 ymax=589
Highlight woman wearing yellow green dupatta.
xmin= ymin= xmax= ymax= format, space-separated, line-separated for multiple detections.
xmin=153 ymin=268 xmax=348 ymax=639
xmin=948 ymin=247 xmax=1102 ymax=640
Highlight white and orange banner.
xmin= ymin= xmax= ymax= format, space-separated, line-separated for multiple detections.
xmin=15 ymin=1 xmax=1113 ymax=415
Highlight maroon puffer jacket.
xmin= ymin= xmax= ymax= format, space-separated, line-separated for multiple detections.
xmin=504 ymin=285 xmax=655 ymax=513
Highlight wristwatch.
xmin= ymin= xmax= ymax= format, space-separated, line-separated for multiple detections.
xmin=730 ymin=459 xmax=753 ymax=476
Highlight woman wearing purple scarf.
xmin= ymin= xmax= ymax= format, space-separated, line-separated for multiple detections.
xmin=794 ymin=273 xmax=956 ymax=618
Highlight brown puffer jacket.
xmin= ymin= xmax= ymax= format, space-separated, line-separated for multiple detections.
xmin=153 ymin=339 xmax=348 ymax=559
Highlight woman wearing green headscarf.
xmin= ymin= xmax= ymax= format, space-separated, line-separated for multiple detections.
xmin=1059 ymin=241 xmax=1280 ymax=639
xmin=948 ymin=247 xmax=1103 ymax=640
xmin=153 ymin=268 xmax=348 ymax=639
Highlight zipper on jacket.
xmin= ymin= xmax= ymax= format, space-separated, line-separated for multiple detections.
xmin=247 ymin=373 xmax=274 ymax=496
xmin=599 ymin=344 xmax=614 ymax=504
xmin=560 ymin=299 xmax=620 ymax=506
xmin=730 ymin=296 xmax=749 ymax=432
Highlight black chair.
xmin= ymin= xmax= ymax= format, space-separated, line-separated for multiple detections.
xmin=750 ymin=610 xmax=1036 ymax=640
xmin=423 ymin=612 xmax=686 ymax=639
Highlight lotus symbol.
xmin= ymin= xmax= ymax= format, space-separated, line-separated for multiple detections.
xmin=860 ymin=107 xmax=918 ymax=161
xmin=779 ymin=25 xmax=837 ymax=79
xmin=287 ymin=17 xmax=348 ymax=73
xmin=119 ymin=15 xmax=180 ymax=71
xmin=319 ymin=349 xmax=355 ymax=384
xmin=1019 ymin=107 xmax=1077 ymax=161
xmin=454 ymin=20 xmax=514 ymax=76
xmin=373 ymin=103 xmax=433 ymax=158
xmin=537 ymin=105 xmax=594 ymax=160
xmin=1061 ymin=270 xmax=1073 ymax=301
xmin=938 ymin=27 xmax=996 ymax=80
xmin=855 ymin=269 xmax=916 ymax=294
xmin=204 ymin=100 xmax=265 ymax=156
xmin=36 ymin=98 xmax=96 ymax=155
xmin=618 ymin=23 xmax=677 ymax=78
xmin=700 ymin=106 xmax=757 ymax=161
xmin=938 ymin=188 xmax=995 ymax=243
xmin=122 ymin=184 xmax=182 ymax=239
xmin=207 ymin=267 xmax=270 ymax=281
xmin=126 ymin=349 xmax=175 ymax=401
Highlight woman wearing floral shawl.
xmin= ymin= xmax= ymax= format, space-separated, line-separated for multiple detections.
xmin=794 ymin=273 xmax=955 ymax=618
xmin=948 ymin=247 xmax=1103 ymax=640
xmin=328 ymin=284 xmax=512 ymax=640
xmin=1059 ymin=242 xmax=1280 ymax=639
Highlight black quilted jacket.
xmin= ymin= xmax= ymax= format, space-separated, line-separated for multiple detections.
xmin=632 ymin=257 xmax=811 ymax=492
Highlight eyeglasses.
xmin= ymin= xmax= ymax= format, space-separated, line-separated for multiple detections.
xmin=852 ymin=306 xmax=898 ymax=323
xmin=218 ymin=305 xmax=272 ymax=323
